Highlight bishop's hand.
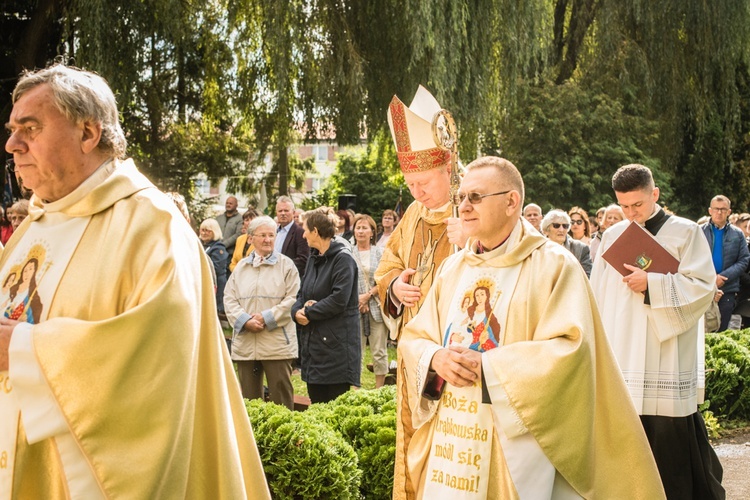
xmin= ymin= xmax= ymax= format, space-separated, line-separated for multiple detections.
xmin=393 ymin=268 xmax=422 ymax=308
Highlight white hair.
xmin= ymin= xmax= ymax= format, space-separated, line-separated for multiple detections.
xmin=541 ymin=209 xmax=570 ymax=233
xmin=247 ymin=216 xmax=277 ymax=236
xmin=200 ymin=219 xmax=222 ymax=241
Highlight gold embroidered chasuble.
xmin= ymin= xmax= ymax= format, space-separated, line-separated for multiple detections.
xmin=374 ymin=200 xmax=453 ymax=339
xmin=399 ymin=220 xmax=665 ymax=499
xmin=0 ymin=159 xmax=269 ymax=499
xmin=373 ymin=199 xmax=453 ymax=500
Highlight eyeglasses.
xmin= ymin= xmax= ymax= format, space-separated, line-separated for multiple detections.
xmin=710 ymin=207 xmax=729 ymax=213
xmin=551 ymin=223 xmax=570 ymax=229
xmin=458 ymin=190 xmax=511 ymax=205
xmin=570 ymin=219 xmax=584 ymax=225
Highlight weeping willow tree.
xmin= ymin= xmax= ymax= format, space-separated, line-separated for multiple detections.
xmin=227 ymin=0 xmax=550 ymax=196
xmin=592 ymin=0 xmax=750 ymax=216
xmin=60 ymin=0 xmax=252 ymax=195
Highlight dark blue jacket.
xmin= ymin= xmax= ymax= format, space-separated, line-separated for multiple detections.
xmin=292 ymin=238 xmax=361 ymax=386
xmin=701 ymin=222 xmax=750 ymax=293
xmin=204 ymin=240 xmax=228 ymax=311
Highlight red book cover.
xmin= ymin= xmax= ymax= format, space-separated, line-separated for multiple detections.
xmin=602 ymin=221 xmax=680 ymax=276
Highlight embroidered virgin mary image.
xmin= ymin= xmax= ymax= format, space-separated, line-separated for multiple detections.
xmin=444 ymin=293 xmax=473 ymax=347
xmin=2 ymin=244 xmax=48 ymax=324
xmin=444 ymin=278 xmax=501 ymax=352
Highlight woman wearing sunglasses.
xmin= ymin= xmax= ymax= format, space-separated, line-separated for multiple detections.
xmin=541 ymin=209 xmax=592 ymax=277
xmin=568 ymin=206 xmax=592 ymax=245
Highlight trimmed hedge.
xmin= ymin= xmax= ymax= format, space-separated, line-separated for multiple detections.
xmin=246 ymin=386 xmax=396 ymax=499
xmin=306 ymin=387 xmax=397 ymax=499
xmin=246 ymin=399 xmax=361 ymax=499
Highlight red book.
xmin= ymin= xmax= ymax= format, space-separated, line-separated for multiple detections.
xmin=602 ymin=221 xmax=680 ymax=276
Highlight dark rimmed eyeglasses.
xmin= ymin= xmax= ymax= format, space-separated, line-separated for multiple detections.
xmin=457 ymin=190 xmax=511 ymax=205
xmin=570 ymin=219 xmax=584 ymax=225
xmin=551 ymin=223 xmax=570 ymax=229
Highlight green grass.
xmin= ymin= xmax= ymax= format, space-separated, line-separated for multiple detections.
xmin=292 ymin=345 xmax=397 ymax=397
xmin=225 ymin=325 xmax=396 ymax=397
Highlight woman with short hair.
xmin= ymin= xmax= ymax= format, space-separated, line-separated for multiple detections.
xmin=335 ymin=209 xmax=353 ymax=242
xmin=8 ymin=199 xmax=29 ymax=231
xmin=590 ymin=205 xmax=624 ymax=260
xmin=224 ymin=216 xmax=300 ymax=409
xmin=292 ymin=208 xmax=361 ymax=403
xmin=542 ymin=209 xmax=592 ymax=277
xmin=199 ymin=218 xmax=228 ymax=314
xmin=603 ymin=204 xmax=625 ymax=230
xmin=376 ymin=209 xmax=399 ymax=248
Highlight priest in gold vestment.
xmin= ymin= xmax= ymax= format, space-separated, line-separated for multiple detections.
xmin=399 ymin=156 xmax=665 ymax=499
xmin=0 ymin=65 xmax=269 ymax=499
xmin=374 ymin=86 xmax=465 ymax=499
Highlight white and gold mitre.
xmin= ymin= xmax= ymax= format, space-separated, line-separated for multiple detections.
xmin=387 ymin=85 xmax=451 ymax=174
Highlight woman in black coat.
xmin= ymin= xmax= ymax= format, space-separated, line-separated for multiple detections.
xmin=292 ymin=208 xmax=361 ymax=403
xmin=199 ymin=218 xmax=228 ymax=314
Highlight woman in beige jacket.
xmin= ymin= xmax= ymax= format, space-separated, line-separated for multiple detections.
xmin=224 ymin=216 xmax=301 ymax=409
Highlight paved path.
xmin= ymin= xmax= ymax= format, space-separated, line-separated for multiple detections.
xmin=714 ymin=430 xmax=750 ymax=499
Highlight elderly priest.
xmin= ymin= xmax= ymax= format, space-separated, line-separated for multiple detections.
xmin=0 ymin=64 xmax=269 ymax=499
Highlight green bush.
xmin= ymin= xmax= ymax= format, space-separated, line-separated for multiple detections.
xmin=704 ymin=330 xmax=750 ymax=419
xmin=307 ymin=387 xmax=397 ymax=500
xmin=246 ymin=387 xmax=397 ymax=499
xmin=245 ymin=399 xmax=361 ymax=499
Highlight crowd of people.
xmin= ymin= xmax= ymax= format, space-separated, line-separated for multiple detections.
xmin=197 ymin=192 xmax=399 ymax=404
xmin=0 ymin=64 xmax=733 ymax=499
xmin=204 ymin=84 xmax=731 ymax=498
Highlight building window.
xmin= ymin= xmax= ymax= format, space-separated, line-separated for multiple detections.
xmin=194 ymin=177 xmax=211 ymax=195
xmin=313 ymin=145 xmax=328 ymax=162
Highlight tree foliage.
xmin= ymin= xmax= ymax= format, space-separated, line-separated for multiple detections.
xmin=499 ymin=79 xmax=666 ymax=213
xmin=3 ymin=0 xmax=750 ymax=215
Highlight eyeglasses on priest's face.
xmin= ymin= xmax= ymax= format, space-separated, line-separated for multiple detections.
xmin=551 ymin=223 xmax=569 ymax=229
xmin=457 ymin=189 xmax=511 ymax=205
xmin=570 ymin=219 xmax=584 ymax=225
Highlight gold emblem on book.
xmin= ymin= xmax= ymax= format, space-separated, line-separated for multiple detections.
xmin=635 ymin=253 xmax=653 ymax=271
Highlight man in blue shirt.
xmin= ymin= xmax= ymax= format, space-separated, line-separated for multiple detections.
xmin=701 ymin=195 xmax=750 ymax=331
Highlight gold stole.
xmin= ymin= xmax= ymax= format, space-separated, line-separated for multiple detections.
xmin=0 ymin=211 xmax=90 ymax=499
